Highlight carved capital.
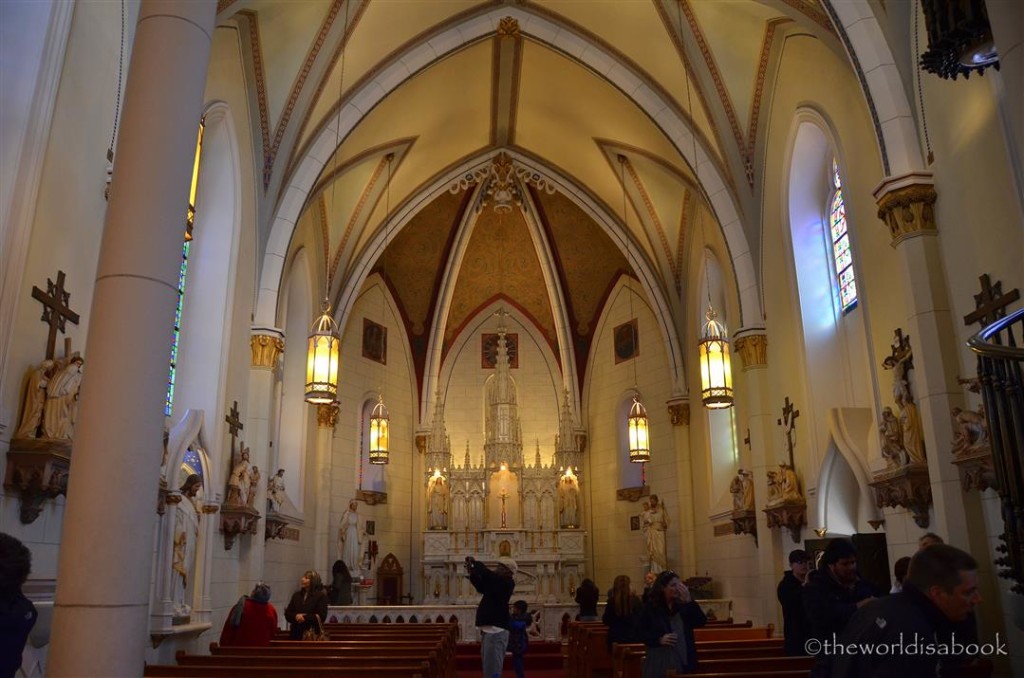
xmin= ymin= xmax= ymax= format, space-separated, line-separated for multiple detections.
xmin=250 ymin=334 xmax=284 ymax=369
xmin=317 ymin=403 xmax=340 ymax=428
xmin=875 ymin=183 xmax=938 ymax=247
xmin=667 ymin=402 xmax=690 ymax=426
xmin=497 ymin=16 xmax=520 ymax=37
xmin=734 ymin=333 xmax=767 ymax=370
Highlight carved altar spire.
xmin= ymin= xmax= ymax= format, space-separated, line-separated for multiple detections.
xmin=484 ymin=322 xmax=523 ymax=469
xmin=426 ymin=389 xmax=452 ymax=472
xmin=554 ymin=388 xmax=582 ymax=471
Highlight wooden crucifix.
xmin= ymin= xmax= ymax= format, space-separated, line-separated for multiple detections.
xmin=225 ymin=400 xmax=244 ymax=454
xmin=31 ymin=270 xmax=80 ymax=360
xmin=777 ymin=397 xmax=800 ymax=467
xmin=963 ymin=274 xmax=1019 ymax=329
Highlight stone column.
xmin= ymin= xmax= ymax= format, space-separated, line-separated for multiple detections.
xmin=240 ymin=330 xmax=284 ymax=591
xmin=667 ymin=397 xmax=696 ymax=575
xmin=733 ymin=328 xmax=781 ymax=628
xmin=48 ymin=2 xmax=217 ymax=675
xmin=315 ymin=403 xmax=339 ymax=570
xmin=873 ymin=174 xmax=970 ymax=539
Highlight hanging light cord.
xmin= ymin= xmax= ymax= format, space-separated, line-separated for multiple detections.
xmin=326 ymin=0 xmax=350 ymax=305
xmin=379 ymin=154 xmax=393 ymax=396
xmin=108 ymin=0 xmax=125 ymax=163
xmin=913 ymin=0 xmax=934 ymax=164
xmin=619 ymin=155 xmax=639 ymax=394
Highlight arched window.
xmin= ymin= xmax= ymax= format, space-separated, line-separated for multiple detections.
xmin=165 ymin=119 xmax=205 ymax=416
xmin=829 ymin=159 xmax=858 ymax=313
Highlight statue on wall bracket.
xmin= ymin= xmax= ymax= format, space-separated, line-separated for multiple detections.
xmin=729 ymin=469 xmax=757 ymax=545
xmin=219 ymin=401 xmax=260 ymax=549
xmin=763 ymin=397 xmax=807 ymax=543
xmin=871 ymin=329 xmax=932 ymax=527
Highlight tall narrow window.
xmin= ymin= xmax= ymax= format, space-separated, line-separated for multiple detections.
xmin=166 ymin=120 xmax=206 ymax=416
xmin=829 ymin=159 xmax=857 ymax=313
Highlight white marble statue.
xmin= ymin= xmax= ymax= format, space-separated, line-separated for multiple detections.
xmin=172 ymin=474 xmax=201 ymax=616
xmin=338 ymin=500 xmax=364 ymax=575
xmin=558 ymin=470 xmax=580 ymax=528
xmin=14 ymin=359 xmax=54 ymax=439
xmin=641 ymin=494 xmax=669 ymax=573
xmin=42 ymin=355 xmax=84 ymax=439
xmin=427 ymin=474 xmax=449 ymax=530
xmin=225 ymin=446 xmax=252 ymax=506
xmin=267 ymin=468 xmax=286 ymax=512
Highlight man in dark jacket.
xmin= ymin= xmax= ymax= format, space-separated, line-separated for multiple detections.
xmin=0 ymin=533 xmax=38 ymax=678
xmin=777 ymin=549 xmax=811 ymax=655
xmin=803 ymin=538 xmax=876 ymax=676
xmin=467 ymin=556 xmax=516 ymax=678
xmin=830 ymin=544 xmax=983 ymax=677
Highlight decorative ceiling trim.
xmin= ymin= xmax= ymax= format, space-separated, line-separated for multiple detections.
xmin=786 ymin=0 xmax=836 ymax=34
xmin=678 ymin=0 xmax=748 ymax=186
xmin=746 ymin=18 xmax=791 ymax=185
xmin=318 ymin=195 xmax=329 ymax=282
xmin=328 ymin=151 xmax=394 ymax=284
xmin=448 ymin=151 xmax=557 ymax=215
xmin=677 ymin=189 xmax=691 ymax=294
xmin=283 ymin=1 xmax=490 ymax=186
xmin=620 ymin=155 xmax=679 ymax=291
xmin=216 ymin=0 xmax=237 ymax=16
xmin=264 ymin=0 xmax=352 ymax=188
xmin=490 ymin=17 xmax=524 ymax=147
xmin=237 ymin=12 xmax=271 ymax=182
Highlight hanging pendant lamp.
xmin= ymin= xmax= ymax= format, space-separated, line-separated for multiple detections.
xmin=698 ymin=304 xmax=734 ymax=409
xmin=304 ymin=299 xmax=340 ymax=404
xmin=368 ymin=395 xmax=390 ymax=464
xmin=627 ymin=393 xmax=651 ymax=463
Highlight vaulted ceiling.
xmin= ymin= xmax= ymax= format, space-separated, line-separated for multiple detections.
xmin=216 ymin=0 xmax=847 ymax=394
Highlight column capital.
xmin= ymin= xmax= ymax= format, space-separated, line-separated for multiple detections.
xmin=873 ymin=173 xmax=937 ymax=247
xmin=250 ymin=329 xmax=284 ymax=369
xmin=317 ymin=403 xmax=339 ymax=429
xmin=666 ymin=397 xmax=690 ymax=427
xmin=734 ymin=328 xmax=767 ymax=370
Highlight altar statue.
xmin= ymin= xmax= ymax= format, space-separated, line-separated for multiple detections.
xmin=338 ymin=500 xmax=364 ymax=575
xmin=641 ymin=494 xmax=669 ymax=573
xmin=172 ymin=474 xmax=202 ymax=616
xmin=427 ymin=473 xmax=449 ymax=530
xmin=559 ymin=469 xmax=580 ymax=528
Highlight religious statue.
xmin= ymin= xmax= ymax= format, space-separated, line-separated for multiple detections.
xmin=225 ymin=446 xmax=251 ymax=505
xmin=950 ymin=406 xmax=989 ymax=457
xmin=41 ymin=354 xmax=85 ymax=440
xmin=14 ymin=359 xmax=55 ymax=439
xmin=172 ymin=474 xmax=202 ymax=617
xmin=879 ymin=406 xmax=908 ymax=469
xmin=641 ymin=494 xmax=669 ymax=573
xmin=730 ymin=470 xmax=754 ymax=512
xmin=246 ymin=466 xmax=260 ymax=508
xmin=338 ymin=500 xmax=364 ymax=576
xmin=778 ymin=464 xmax=802 ymax=503
xmin=882 ymin=331 xmax=926 ymax=466
xmin=558 ymin=469 xmax=580 ymax=528
xmin=267 ymin=469 xmax=286 ymax=512
xmin=427 ymin=473 xmax=449 ymax=530
xmin=765 ymin=470 xmax=782 ymax=506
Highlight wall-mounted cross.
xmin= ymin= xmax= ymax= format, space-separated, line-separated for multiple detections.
xmin=225 ymin=400 xmax=243 ymax=454
xmin=31 ymin=270 xmax=80 ymax=360
xmin=963 ymin=273 xmax=1019 ymax=329
xmin=743 ymin=429 xmax=751 ymax=452
xmin=777 ymin=397 xmax=800 ymax=467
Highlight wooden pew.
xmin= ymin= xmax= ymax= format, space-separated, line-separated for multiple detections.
xmin=579 ymin=624 xmax=613 ymax=676
xmin=145 ymin=665 xmax=427 ymax=678
xmin=690 ymin=656 xmax=815 ymax=673
xmin=169 ymin=651 xmax=436 ymax=677
xmin=693 ymin=624 xmax=774 ymax=641
xmin=696 ymin=637 xmax=785 ymax=651
xmin=267 ymin=638 xmax=453 ymax=677
xmin=208 ymin=646 xmax=443 ymax=677
xmin=565 ymin=620 xmax=604 ymax=677
xmin=618 ymin=637 xmax=792 ymax=678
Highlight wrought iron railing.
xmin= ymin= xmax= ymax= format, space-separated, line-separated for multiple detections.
xmin=968 ymin=306 xmax=1024 ymax=594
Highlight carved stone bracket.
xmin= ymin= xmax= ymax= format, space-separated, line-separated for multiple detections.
xmin=734 ymin=332 xmax=768 ymax=370
xmin=870 ymin=464 xmax=933 ymax=527
xmin=4 ymin=440 xmax=71 ymax=524
xmin=730 ymin=509 xmax=758 ymax=546
xmin=415 ymin=433 xmax=428 ymax=455
xmin=950 ymin=403 xmax=996 ymax=493
xmin=667 ymin=401 xmax=690 ymax=426
xmin=763 ymin=501 xmax=807 ymax=543
xmin=873 ymin=177 xmax=937 ymax=247
xmin=951 ymin=449 xmax=997 ymax=493
xmin=356 ymin=489 xmax=388 ymax=506
xmin=265 ymin=509 xmax=299 ymax=541
xmin=317 ymin=403 xmax=340 ymax=429
xmin=250 ymin=333 xmax=284 ymax=369
xmin=616 ymin=485 xmax=650 ymax=502
xmin=220 ymin=504 xmax=260 ymax=550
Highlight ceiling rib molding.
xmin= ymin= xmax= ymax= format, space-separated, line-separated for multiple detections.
xmin=490 ymin=17 xmax=524 ymax=147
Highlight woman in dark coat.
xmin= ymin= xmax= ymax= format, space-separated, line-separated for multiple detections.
xmin=636 ymin=571 xmax=707 ymax=676
xmin=284 ymin=570 xmax=329 ymax=640
xmin=327 ymin=559 xmax=353 ymax=606
xmin=602 ymin=574 xmax=642 ymax=651
xmin=575 ymin=578 xmax=600 ymax=621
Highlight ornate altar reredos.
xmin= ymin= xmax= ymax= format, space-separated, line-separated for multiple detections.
xmin=421 ymin=328 xmax=586 ymax=604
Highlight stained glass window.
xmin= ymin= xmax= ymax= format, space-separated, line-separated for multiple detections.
xmin=166 ymin=120 xmax=205 ymax=416
xmin=829 ymin=159 xmax=857 ymax=313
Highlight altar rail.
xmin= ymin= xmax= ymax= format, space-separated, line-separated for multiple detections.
xmin=326 ymin=599 xmax=732 ymax=643
xmin=968 ymin=306 xmax=1024 ymax=595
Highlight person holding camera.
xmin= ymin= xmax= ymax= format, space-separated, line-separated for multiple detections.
xmin=466 ymin=555 xmax=516 ymax=678
xmin=636 ymin=570 xmax=707 ymax=676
